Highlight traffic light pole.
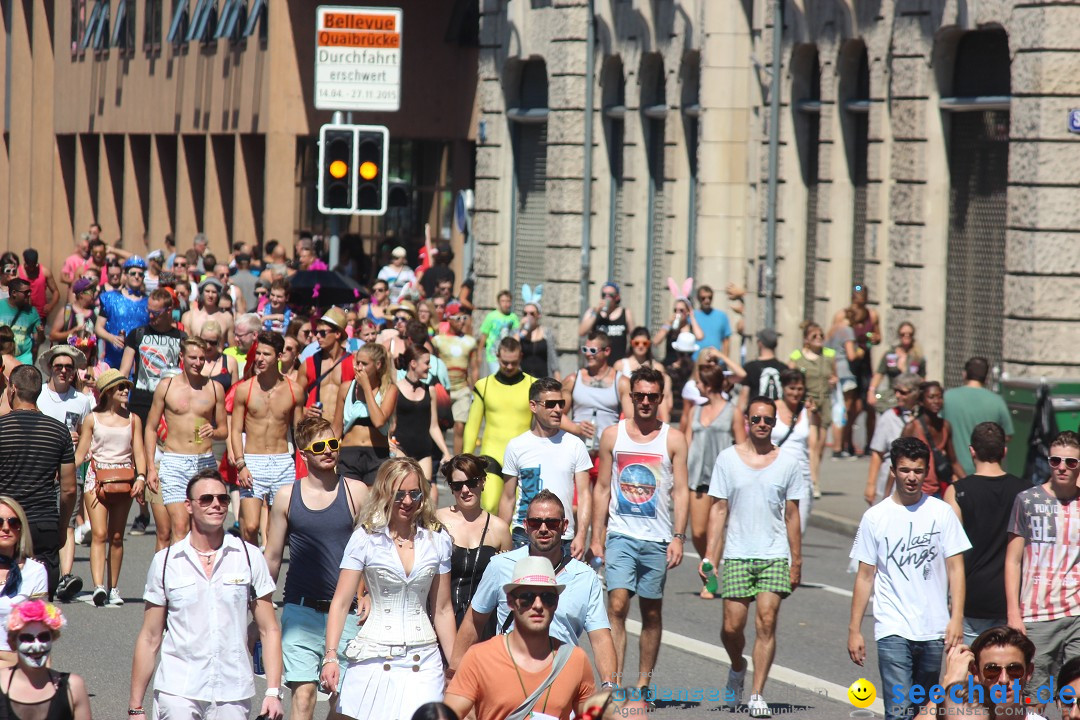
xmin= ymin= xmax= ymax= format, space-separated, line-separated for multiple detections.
xmin=327 ymin=111 xmax=345 ymax=271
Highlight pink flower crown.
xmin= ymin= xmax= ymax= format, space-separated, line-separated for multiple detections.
xmin=7 ymin=600 xmax=66 ymax=633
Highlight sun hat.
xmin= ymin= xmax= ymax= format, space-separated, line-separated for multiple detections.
xmin=319 ymin=307 xmax=348 ymax=331
xmin=391 ymin=246 xmax=407 ymax=259
xmin=671 ymin=332 xmax=700 ymax=354
xmin=95 ymin=369 xmax=132 ymax=395
xmin=36 ymin=345 xmax=87 ymax=376
xmin=502 ymin=556 xmax=566 ymax=595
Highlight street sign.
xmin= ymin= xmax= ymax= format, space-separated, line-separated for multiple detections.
xmin=1069 ymin=110 xmax=1080 ymax=135
xmin=315 ymin=6 xmax=402 ymax=112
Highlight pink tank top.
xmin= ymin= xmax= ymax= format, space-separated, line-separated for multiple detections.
xmin=89 ymin=413 xmax=134 ymax=466
xmin=16 ymin=266 xmax=47 ymax=319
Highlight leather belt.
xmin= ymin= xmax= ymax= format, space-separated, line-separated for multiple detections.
xmin=297 ymin=597 xmax=358 ymax=614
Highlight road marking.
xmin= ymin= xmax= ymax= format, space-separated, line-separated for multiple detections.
xmin=801 ymin=581 xmax=854 ymax=598
xmin=625 ymin=619 xmax=883 ymax=716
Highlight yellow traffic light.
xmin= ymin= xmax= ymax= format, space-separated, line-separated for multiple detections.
xmin=329 ymin=160 xmax=349 ymax=179
xmin=359 ymin=161 xmax=378 ymax=180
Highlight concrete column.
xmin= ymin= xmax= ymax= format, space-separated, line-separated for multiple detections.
xmin=30 ymin=0 xmax=56 ymax=262
xmin=97 ymin=135 xmax=124 ymax=246
xmin=262 ymin=132 xmax=294 ymax=250
xmin=147 ymin=136 xmax=174 ymax=247
xmin=123 ymin=135 xmax=150 ymax=255
xmin=176 ymin=135 xmax=205 ymax=243
xmin=232 ymin=135 xmax=260 ymax=250
xmin=1004 ymin=3 xmax=1080 ymax=376
xmin=203 ymin=135 xmax=231 ymax=257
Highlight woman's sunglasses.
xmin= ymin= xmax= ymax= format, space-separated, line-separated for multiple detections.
xmin=304 ymin=438 xmax=340 ymax=454
xmin=1050 ymin=456 xmax=1080 ymax=470
xmin=394 ymin=489 xmax=424 ymax=504
xmin=449 ymin=478 xmax=483 ymax=493
xmin=0 ymin=517 xmax=22 ymax=530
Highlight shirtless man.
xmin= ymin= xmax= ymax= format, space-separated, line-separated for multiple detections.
xmin=231 ymin=331 xmax=303 ymax=545
xmin=181 ymin=278 xmax=235 ymax=343
xmin=144 ymin=337 xmax=228 ymax=543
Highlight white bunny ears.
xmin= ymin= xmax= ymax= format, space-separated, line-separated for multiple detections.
xmin=521 ymin=283 xmax=544 ymax=308
xmin=667 ymin=277 xmax=694 ymax=303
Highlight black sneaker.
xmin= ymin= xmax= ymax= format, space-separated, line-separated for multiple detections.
xmin=129 ymin=515 xmax=150 ymax=536
xmin=55 ymin=574 xmax=83 ymax=603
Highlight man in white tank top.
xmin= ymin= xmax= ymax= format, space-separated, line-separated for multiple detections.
xmin=591 ymin=365 xmax=689 ymax=702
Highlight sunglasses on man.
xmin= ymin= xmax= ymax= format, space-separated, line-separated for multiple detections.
xmin=1050 ymin=456 xmax=1080 ymax=470
xmin=535 ymin=398 xmax=565 ymax=409
xmin=511 ymin=590 xmax=558 ymax=608
xmin=525 ymin=517 xmax=563 ymax=532
xmin=303 ymin=438 xmax=340 ymax=454
xmin=194 ymin=493 xmax=231 ymax=507
xmin=749 ymin=415 xmax=777 ymax=427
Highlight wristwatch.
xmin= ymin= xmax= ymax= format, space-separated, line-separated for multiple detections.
xmin=672 ymin=533 xmax=686 ymax=541
xmin=264 ymin=688 xmax=282 ymax=699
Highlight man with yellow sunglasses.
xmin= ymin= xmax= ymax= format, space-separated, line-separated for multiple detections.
xmin=263 ymin=416 xmax=367 ymax=720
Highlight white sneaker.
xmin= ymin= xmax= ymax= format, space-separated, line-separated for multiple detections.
xmin=725 ymin=667 xmax=745 ymax=709
xmin=748 ymin=694 xmax=771 ymax=718
xmin=108 ymin=588 xmax=124 ymax=606
xmin=75 ymin=522 xmax=91 ymax=546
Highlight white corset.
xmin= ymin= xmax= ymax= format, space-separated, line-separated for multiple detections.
xmin=345 ymin=564 xmax=438 ymax=660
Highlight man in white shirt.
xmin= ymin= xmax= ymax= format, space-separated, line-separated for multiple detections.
xmin=500 ymin=377 xmax=593 ymax=558
xmin=700 ymin=395 xmax=806 ymax=718
xmin=129 ymin=469 xmax=285 ymax=720
xmin=848 ymin=436 xmax=971 ymax=720
xmin=35 ymin=345 xmax=93 ymax=603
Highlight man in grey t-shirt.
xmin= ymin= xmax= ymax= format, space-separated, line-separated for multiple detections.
xmin=863 ymin=372 xmax=921 ymax=505
xmin=699 ymin=396 xmax=806 ymax=718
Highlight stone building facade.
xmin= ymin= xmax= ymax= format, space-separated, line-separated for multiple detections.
xmin=475 ymin=0 xmax=1077 ymax=382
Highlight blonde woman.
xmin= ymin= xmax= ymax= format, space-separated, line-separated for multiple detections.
xmin=333 ymin=342 xmax=398 ymax=487
xmin=75 ymin=370 xmax=146 ymax=606
xmin=321 ymin=458 xmax=456 ymax=720
xmin=199 ymin=320 xmax=239 ymax=392
xmin=0 ymin=498 xmax=47 ymax=666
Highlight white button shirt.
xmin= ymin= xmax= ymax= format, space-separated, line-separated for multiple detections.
xmin=143 ymin=534 xmax=275 ymax=703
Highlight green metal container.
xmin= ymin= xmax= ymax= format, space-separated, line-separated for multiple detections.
xmin=1000 ymin=378 xmax=1080 ymax=477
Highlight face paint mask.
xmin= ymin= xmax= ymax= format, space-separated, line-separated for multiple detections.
xmin=16 ymin=631 xmax=51 ymax=668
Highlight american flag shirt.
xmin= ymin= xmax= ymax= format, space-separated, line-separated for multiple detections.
xmin=1009 ymin=486 xmax=1080 ymax=622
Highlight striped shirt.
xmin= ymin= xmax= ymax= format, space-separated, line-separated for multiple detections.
xmin=0 ymin=410 xmax=75 ymax=525
xmin=1009 ymin=485 xmax=1080 ymax=623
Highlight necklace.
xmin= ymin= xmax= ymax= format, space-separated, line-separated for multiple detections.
xmin=505 ymin=633 xmax=554 ymax=714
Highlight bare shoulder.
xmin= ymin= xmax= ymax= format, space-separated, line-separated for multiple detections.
xmin=667 ymin=425 xmax=688 ymax=450
xmin=487 ymin=512 xmax=510 ymax=535
xmin=65 ymin=671 xmax=88 ymax=697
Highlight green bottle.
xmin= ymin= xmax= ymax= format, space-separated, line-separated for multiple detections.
xmin=702 ymin=559 xmax=719 ymax=595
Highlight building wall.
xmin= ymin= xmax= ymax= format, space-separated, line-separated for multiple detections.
xmin=3 ymin=0 xmax=478 ymax=304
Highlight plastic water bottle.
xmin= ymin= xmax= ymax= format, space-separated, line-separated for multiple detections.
xmin=253 ymin=640 xmax=265 ymax=677
xmin=701 ymin=559 xmax=719 ymax=595
xmin=584 ymin=409 xmax=598 ymax=452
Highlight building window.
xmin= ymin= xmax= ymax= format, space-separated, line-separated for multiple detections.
xmin=81 ymin=0 xmax=110 ymax=52
xmin=144 ymin=0 xmax=163 ymax=50
xmin=186 ymin=0 xmax=217 ymax=44
xmin=167 ymin=0 xmax=189 ymax=45
xmin=111 ymin=0 xmax=134 ymax=51
xmin=602 ymin=58 xmax=627 ymax=291
xmin=794 ymin=48 xmax=821 ymax=322
xmin=243 ymin=0 xmax=267 ymax=41
xmin=215 ymin=0 xmax=246 ymax=41
xmin=71 ymin=0 xmax=89 ymax=56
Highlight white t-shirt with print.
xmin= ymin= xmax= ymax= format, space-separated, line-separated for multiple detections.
xmin=36 ymin=386 xmax=93 ymax=432
xmin=850 ymin=494 xmax=971 ymax=641
xmin=503 ymin=430 xmax=592 ymax=540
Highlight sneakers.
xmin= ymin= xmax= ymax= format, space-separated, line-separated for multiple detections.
xmin=55 ymin=574 xmax=83 ymax=603
xmin=92 ymin=585 xmax=107 ymax=607
xmin=129 ymin=515 xmax=149 ymax=536
xmin=74 ymin=522 xmax=91 ymax=546
xmin=109 ymin=588 xmax=124 ymax=606
xmin=725 ymin=667 xmax=745 ymax=709
xmin=748 ymin=694 xmax=771 ymax=718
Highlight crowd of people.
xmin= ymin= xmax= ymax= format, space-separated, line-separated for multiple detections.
xmin=1 ymin=225 xmax=1077 ymax=720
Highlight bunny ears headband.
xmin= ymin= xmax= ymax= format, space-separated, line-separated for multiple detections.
xmin=667 ymin=277 xmax=694 ymax=303
xmin=521 ymin=283 xmax=543 ymax=309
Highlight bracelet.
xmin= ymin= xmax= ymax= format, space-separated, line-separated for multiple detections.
xmin=601 ymin=681 xmax=616 ymax=690
xmin=321 ymin=657 xmax=339 ymax=667
xmin=128 ymin=710 xmax=146 ymax=716
xmin=235 ymin=460 xmax=247 ymax=470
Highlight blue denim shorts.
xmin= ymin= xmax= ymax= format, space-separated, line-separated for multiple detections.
xmin=604 ymin=532 xmax=668 ymax=599
xmin=282 ymin=602 xmax=361 ymax=686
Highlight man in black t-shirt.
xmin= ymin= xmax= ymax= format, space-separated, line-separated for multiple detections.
xmin=0 ymin=366 xmax=77 ymax=598
xmin=119 ymin=288 xmax=186 ymax=424
xmin=738 ymin=328 xmax=788 ymax=410
xmin=943 ymin=421 xmax=1028 ymax=643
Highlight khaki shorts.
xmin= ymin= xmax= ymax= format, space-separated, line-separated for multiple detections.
xmin=451 ymin=386 xmax=472 ymax=424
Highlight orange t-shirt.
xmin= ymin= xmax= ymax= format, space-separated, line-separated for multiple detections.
xmin=447 ymin=636 xmax=595 ymax=720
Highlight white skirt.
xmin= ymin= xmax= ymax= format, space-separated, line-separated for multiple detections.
xmin=337 ymin=644 xmax=444 ymax=720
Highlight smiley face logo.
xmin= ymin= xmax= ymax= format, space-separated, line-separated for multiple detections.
xmin=848 ymin=678 xmax=876 ymax=708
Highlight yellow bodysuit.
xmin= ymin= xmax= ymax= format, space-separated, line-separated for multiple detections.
xmin=463 ymin=371 xmax=536 ymax=513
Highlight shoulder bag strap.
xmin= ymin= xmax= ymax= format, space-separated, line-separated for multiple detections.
xmin=776 ymin=402 xmax=804 ymax=447
xmin=304 ymin=350 xmax=350 ymax=399
xmin=505 ymin=643 xmax=576 ymax=720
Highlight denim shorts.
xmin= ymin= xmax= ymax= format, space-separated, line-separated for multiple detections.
xmin=282 ymin=602 xmax=361 ymax=686
xmin=604 ymin=533 xmax=668 ymax=599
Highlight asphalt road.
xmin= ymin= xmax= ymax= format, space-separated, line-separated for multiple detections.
xmin=51 ymin=501 xmax=882 ymax=720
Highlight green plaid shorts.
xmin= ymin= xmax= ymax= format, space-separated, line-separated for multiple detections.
xmin=721 ymin=558 xmax=791 ymax=599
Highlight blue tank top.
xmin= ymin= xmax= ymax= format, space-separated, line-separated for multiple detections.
xmin=342 ymin=381 xmax=390 ymax=435
xmin=283 ymin=480 xmax=357 ymax=604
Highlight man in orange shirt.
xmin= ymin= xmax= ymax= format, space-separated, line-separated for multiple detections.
xmin=445 ymin=556 xmax=595 ymax=720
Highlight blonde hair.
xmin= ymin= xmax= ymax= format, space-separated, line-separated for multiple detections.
xmin=0 ymin=497 xmax=34 ymax=562
xmin=357 ymin=343 xmax=394 ymax=395
xmin=201 ymin=320 xmax=223 ymax=341
xmin=356 ymin=458 xmax=442 ymax=534
xmin=181 ymin=336 xmax=209 ymax=354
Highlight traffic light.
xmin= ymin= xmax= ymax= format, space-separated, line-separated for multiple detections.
xmin=356 ymin=127 xmax=388 ymax=214
xmin=317 ymin=123 xmax=389 ymax=216
xmin=318 ymin=126 xmax=355 ymax=214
